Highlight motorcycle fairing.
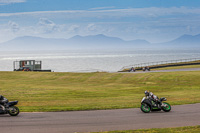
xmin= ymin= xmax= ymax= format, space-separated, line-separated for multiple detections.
xmin=7 ymin=101 xmax=18 ymax=107
xmin=160 ymin=97 xmax=167 ymax=101
xmin=141 ymin=99 xmax=152 ymax=110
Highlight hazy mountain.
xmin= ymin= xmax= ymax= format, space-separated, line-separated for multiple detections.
xmin=0 ymin=33 xmax=199 ymax=51
xmin=161 ymin=34 xmax=200 ymax=47
xmin=128 ymin=39 xmax=150 ymax=45
xmin=68 ymin=34 xmax=124 ymax=44
xmin=0 ymin=34 xmax=150 ymax=51
xmin=0 ymin=36 xmax=68 ymax=51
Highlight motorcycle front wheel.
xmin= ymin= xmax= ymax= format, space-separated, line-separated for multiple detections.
xmin=140 ymin=103 xmax=151 ymax=113
xmin=162 ymin=102 xmax=171 ymax=112
xmin=8 ymin=106 xmax=20 ymax=116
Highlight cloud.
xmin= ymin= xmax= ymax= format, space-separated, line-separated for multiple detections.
xmin=8 ymin=21 xmax=20 ymax=32
xmin=1 ymin=7 xmax=200 ymax=18
xmin=87 ymin=24 xmax=97 ymax=31
xmin=68 ymin=25 xmax=80 ymax=33
xmin=0 ymin=22 xmax=20 ymax=43
xmin=89 ymin=6 xmax=115 ymax=10
xmin=0 ymin=0 xmax=26 ymax=5
xmin=38 ymin=18 xmax=55 ymax=26
xmin=37 ymin=18 xmax=58 ymax=34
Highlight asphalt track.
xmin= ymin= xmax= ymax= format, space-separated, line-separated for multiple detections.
xmin=125 ymin=67 xmax=200 ymax=73
xmin=1 ymin=103 xmax=200 ymax=133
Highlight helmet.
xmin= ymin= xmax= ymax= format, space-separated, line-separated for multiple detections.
xmin=144 ymin=91 xmax=149 ymax=96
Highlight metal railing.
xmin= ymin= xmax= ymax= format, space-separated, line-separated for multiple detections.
xmin=120 ymin=58 xmax=200 ymax=71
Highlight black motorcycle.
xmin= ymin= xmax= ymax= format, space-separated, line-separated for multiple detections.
xmin=140 ymin=97 xmax=171 ymax=113
xmin=0 ymin=101 xmax=20 ymax=116
xmin=143 ymin=67 xmax=150 ymax=71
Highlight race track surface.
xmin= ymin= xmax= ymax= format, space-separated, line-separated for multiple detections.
xmin=1 ymin=103 xmax=200 ymax=133
xmin=144 ymin=68 xmax=200 ymax=72
xmin=124 ymin=68 xmax=200 ymax=73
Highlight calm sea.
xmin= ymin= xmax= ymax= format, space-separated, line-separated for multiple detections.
xmin=0 ymin=48 xmax=200 ymax=72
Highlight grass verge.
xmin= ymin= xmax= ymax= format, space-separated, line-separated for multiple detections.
xmin=92 ymin=125 xmax=200 ymax=133
xmin=0 ymin=71 xmax=200 ymax=112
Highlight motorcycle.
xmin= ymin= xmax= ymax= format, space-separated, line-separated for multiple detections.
xmin=143 ymin=67 xmax=150 ymax=71
xmin=0 ymin=101 xmax=20 ymax=116
xmin=140 ymin=97 xmax=171 ymax=113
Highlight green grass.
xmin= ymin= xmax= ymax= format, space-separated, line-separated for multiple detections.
xmin=92 ymin=125 xmax=200 ymax=133
xmin=0 ymin=71 xmax=200 ymax=112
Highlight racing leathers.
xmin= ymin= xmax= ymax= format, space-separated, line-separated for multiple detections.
xmin=0 ymin=95 xmax=8 ymax=111
xmin=146 ymin=92 xmax=162 ymax=108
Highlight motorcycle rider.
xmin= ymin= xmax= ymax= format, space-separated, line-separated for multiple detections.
xmin=0 ymin=95 xmax=8 ymax=112
xmin=144 ymin=90 xmax=162 ymax=108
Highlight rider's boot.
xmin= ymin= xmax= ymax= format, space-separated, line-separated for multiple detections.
xmin=157 ymin=101 xmax=162 ymax=109
xmin=0 ymin=105 xmax=5 ymax=114
xmin=158 ymin=104 xmax=161 ymax=109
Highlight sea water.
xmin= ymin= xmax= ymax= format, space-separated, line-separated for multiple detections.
xmin=0 ymin=48 xmax=200 ymax=72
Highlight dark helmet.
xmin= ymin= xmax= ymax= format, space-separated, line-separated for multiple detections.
xmin=144 ymin=90 xmax=149 ymax=96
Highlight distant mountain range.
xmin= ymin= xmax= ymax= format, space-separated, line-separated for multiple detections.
xmin=0 ymin=34 xmax=199 ymax=51
xmin=162 ymin=34 xmax=200 ymax=46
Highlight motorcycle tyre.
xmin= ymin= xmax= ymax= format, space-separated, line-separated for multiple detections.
xmin=140 ymin=103 xmax=151 ymax=113
xmin=162 ymin=102 xmax=171 ymax=112
xmin=8 ymin=106 xmax=20 ymax=116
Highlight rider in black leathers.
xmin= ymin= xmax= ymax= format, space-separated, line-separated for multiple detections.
xmin=144 ymin=91 xmax=162 ymax=108
xmin=0 ymin=95 xmax=8 ymax=112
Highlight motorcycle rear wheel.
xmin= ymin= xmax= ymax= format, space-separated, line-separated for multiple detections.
xmin=141 ymin=103 xmax=151 ymax=113
xmin=8 ymin=106 xmax=20 ymax=116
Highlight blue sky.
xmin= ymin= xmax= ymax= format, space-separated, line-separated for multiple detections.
xmin=0 ymin=0 xmax=200 ymax=43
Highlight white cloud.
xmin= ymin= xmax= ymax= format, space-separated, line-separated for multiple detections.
xmin=1 ymin=7 xmax=200 ymax=18
xmin=68 ymin=25 xmax=80 ymax=33
xmin=0 ymin=0 xmax=26 ymax=5
xmin=8 ymin=21 xmax=20 ymax=32
xmin=38 ymin=18 xmax=55 ymax=26
xmin=89 ymin=6 xmax=115 ymax=10
xmin=87 ymin=24 xmax=97 ymax=31
xmin=0 ymin=22 xmax=20 ymax=43
xmin=37 ymin=18 xmax=58 ymax=34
